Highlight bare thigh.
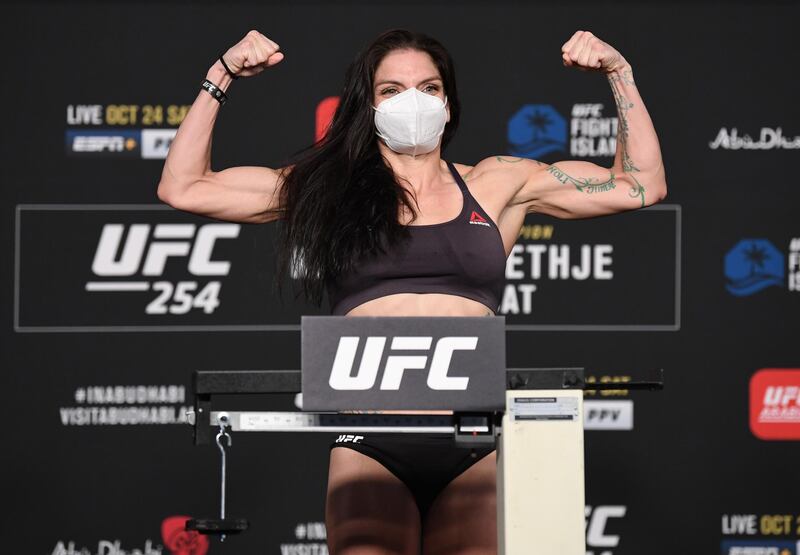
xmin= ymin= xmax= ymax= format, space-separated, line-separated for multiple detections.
xmin=421 ymin=451 xmax=497 ymax=555
xmin=326 ymin=447 xmax=422 ymax=555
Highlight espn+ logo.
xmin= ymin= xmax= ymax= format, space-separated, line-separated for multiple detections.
xmin=329 ymin=336 xmax=477 ymax=391
xmin=88 ymin=223 xmax=239 ymax=315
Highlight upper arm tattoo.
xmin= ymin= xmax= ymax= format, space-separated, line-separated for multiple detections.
xmin=546 ymin=164 xmax=616 ymax=194
xmin=496 ymin=156 xmax=526 ymax=163
xmin=626 ymin=173 xmax=646 ymax=208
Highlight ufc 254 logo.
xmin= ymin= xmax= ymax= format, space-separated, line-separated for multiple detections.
xmin=328 ymin=336 xmax=477 ymax=391
xmin=87 ymin=223 xmax=239 ymax=315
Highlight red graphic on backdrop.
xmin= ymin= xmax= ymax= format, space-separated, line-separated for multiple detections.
xmin=315 ymin=96 xmax=340 ymax=142
xmin=750 ymin=368 xmax=800 ymax=440
xmin=161 ymin=516 xmax=210 ymax=555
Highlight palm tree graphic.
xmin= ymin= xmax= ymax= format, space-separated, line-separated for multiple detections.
xmin=527 ymin=109 xmax=554 ymax=141
xmin=742 ymin=242 xmax=770 ymax=276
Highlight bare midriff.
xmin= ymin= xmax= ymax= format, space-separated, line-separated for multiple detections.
xmin=341 ymin=293 xmax=494 ymax=415
xmin=344 ymin=292 xmax=495 ymax=317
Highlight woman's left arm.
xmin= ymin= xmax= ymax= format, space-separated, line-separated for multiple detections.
xmin=501 ymin=31 xmax=667 ymax=219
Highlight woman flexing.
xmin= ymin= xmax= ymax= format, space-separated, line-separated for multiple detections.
xmin=157 ymin=28 xmax=666 ymax=555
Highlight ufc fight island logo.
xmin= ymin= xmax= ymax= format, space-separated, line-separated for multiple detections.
xmin=88 ymin=223 xmax=239 ymax=315
xmin=329 ymin=336 xmax=477 ymax=391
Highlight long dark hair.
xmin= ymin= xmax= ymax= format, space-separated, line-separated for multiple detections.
xmin=275 ymin=29 xmax=461 ymax=307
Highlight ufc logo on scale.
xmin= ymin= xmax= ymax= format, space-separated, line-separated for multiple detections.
xmin=302 ymin=316 xmax=505 ymax=411
xmin=328 ymin=336 xmax=477 ymax=391
xmin=87 ymin=223 xmax=240 ymax=315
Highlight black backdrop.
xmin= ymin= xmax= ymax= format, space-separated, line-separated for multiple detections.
xmin=3 ymin=2 xmax=800 ymax=554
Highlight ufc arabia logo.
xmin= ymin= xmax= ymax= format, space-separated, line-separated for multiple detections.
xmin=86 ymin=223 xmax=240 ymax=315
xmin=328 ymin=336 xmax=477 ymax=391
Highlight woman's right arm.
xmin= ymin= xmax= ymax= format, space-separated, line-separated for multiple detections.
xmin=156 ymin=30 xmax=287 ymax=224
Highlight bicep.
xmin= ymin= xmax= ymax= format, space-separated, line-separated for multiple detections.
xmin=159 ymin=165 xmax=288 ymax=224
xmin=519 ymin=160 xmax=647 ymax=219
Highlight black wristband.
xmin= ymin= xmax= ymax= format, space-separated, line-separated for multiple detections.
xmin=219 ymin=54 xmax=239 ymax=80
xmin=201 ymin=79 xmax=228 ymax=105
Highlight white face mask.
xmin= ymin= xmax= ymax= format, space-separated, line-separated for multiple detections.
xmin=372 ymin=87 xmax=449 ymax=156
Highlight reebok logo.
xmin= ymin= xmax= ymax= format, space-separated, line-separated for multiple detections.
xmin=469 ymin=211 xmax=491 ymax=227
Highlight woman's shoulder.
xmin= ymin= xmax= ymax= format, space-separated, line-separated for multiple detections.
xmin=450 ymin=161 xmax=475 ymax=176
xmin=451 ymin=155 xmax=541 ymax=188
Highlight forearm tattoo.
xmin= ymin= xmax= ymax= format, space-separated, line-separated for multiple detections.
xmin=608 ymin=70 xmax=638 ymax=173
xmin=608 ymin=69 xmax=646 ymax=207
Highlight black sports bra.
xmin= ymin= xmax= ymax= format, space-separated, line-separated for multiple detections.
xmin=326 ymin=161 xmax=508 ymax=315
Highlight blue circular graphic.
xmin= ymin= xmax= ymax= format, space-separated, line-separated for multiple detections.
xmin=507 ymin=104 xmax=567 ymax=159
xmin=724 ymin=238 xmax=784 ymax=296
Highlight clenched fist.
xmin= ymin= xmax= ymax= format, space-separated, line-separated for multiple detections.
xmin=561 ymin=31 xmax=627 ymax=73
xmin=221 ymin=30 xmax=284 ymax=77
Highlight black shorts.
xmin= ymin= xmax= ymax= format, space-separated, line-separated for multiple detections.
xmin=330 ymin=433 xmax=495 ymax=520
